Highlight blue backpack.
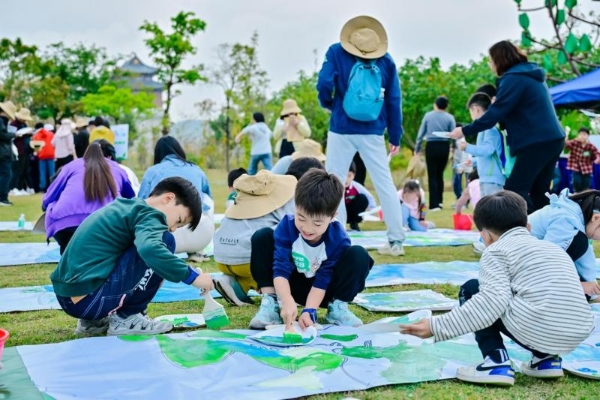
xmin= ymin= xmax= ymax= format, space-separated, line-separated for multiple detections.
xmin=343 ymin=59 xmax=384 ymax=122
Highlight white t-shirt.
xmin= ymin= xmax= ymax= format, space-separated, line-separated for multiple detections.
xmin=291 ymin=237 xmax=328 ymax=278
xmin=243 ymin=122 xmax=272 ymax=156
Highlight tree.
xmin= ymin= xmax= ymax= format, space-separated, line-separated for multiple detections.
xmin=267 ymin=70 xmax=330 ymax=145
xmin=514 ymin=0 xmax=600 ymax=80
xmin=208 ymin=32 xmax=269 ymax=171
xmin=81 ymin=85 xmax=154 ymax=125
xmin=0 ymin=38 xmax=43 ymax=105
xmin=140 ymin=11 xmax=207 ymax=134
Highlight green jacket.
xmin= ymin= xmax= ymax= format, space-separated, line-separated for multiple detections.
xmin=51 ymin=198 xmax=193 ymax=297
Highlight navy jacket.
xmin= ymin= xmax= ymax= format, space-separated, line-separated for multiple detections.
xmin=316 ymin=43 xmax=403 ymax=146
xmin=462 ymin=62 xmax=564 ymax=155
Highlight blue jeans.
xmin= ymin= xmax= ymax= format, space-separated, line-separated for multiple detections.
xmin=248 ymin=153 xmax=273 ymax=175
xmin=326 ymin=132 xmax=405 ymax=243
xmin=56 ymin=232 xmax=175 ymax=320
xmin=401 ymin=203 xmax=426 ymax=232
xmin=39 ymin=159 xmax=55 ymax=190
xmin=452 ymin=169 xmax=463 ymax=199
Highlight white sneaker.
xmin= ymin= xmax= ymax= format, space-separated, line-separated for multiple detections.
xmin=249 ymin=295 xmax=282 ymax=329
xmin=377 ymin=241 xmax=405 ymax=256
xmin=74 ymin=317 xmax=109 ymax=335
xmin=107 ymin=312 xmax=173 ymax=335
xmin=456 ymin=356 xmax=515 ymax=386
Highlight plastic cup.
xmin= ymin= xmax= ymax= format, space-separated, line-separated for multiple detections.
xmin=0 ymin=328 xmax=9 ymax=361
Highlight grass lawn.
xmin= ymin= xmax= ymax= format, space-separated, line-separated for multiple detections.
xmin=0 ymin=167 xmax=598 ymax=399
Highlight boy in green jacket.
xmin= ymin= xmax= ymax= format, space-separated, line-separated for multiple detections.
xmin=51 ymin=177 xmax=213 ymax=336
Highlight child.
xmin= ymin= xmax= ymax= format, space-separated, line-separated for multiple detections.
xmin=32 ymin=123 xmax=55 ymax=192
xmin=43 ymin=141 xmax=135 ymax=254
xmin=401 ymin=191 xmax=594 ymax=386
xmin=235 ymin=112 xmax=273 ymax=175
xmin=226 ymin=167 xmax=247 ymax=210
xmin=397 ymin=180 xmax=433 ymax=231
xmin=565 ymin=127 xmax=600 ymax=193
xmin=455 ymin=169 xmax=481 ymax=213
xmin=50 ymin=177 xmax=212 ymax=336
xmin=212 ymin=169 xmax=297 ymax=306
xmin=344 ymin=161 xmax=376 ymax=231
xmin=248 ymin=169 xmax=374 ymax=329
xmin=529 ymin=189 xmax=600 ymax=297
xmin=457 ymin=93 xmax=505 ymax=196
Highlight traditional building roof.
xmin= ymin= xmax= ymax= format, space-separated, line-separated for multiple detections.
xmin=121 ymin=54 xmax=159 ymax=75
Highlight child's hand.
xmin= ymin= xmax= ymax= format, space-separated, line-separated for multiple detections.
xmin=298 ymin=311 xmax=314 ymax=330
xmin=582 ymin=281 xmax=600 ymax=296
xmin=457 ymin=140 xmax=467 ymax=151
xmin=193 ymin=273 xmax=213 ymax=292
xmin=399 ymin=318 xmax=433 ymax=339
xmin=280 ymin=298 xmax=298 ymax=326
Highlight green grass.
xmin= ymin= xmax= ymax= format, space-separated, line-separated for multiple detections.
xmin=0 ymin=168 xmax=598 ymax=399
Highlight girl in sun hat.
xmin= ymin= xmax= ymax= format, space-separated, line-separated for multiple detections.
xmin=53 ymin=119 xmax=78 ymax=169
xmin=273 ymin=99 xmax=312 ymax=158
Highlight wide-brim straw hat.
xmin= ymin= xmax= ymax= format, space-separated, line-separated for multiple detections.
xmin=225 ymin=170 xmax=297 ymax=220
xmin=15 ymin=108 xmax=33 ymax=122
xmin=75 ymin=117 xmax=89 ymax=128
xmin=0 ymin=101 xmax=17 ymax=120
xmin=280 ymin=99 xmax=302 ymax=117
xmin=291 ymin=139 xmax=326 ymax=162
xmin=340 ymin=16 xmax=388 ymax=59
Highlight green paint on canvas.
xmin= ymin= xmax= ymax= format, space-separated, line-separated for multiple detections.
xmin=259 ymin=335 xmax=313 ymax=345
xmin=204 ymin=314 xmax=230 ymax=329
xmin=170 ymin=317 xmax=190 ymax=325
xmin=188 ymin=330 xmax=247 ymax=339
xmin=118 ymin=335 xmax=154 ymax=342
xmin=156 ymin=336 xmax=232 ymax=368
xmin=320 ymin=334 xmax=358 ymax=342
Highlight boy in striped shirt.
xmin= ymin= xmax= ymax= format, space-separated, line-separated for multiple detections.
xmin=401 ymin=191 xmax=594 ymax=386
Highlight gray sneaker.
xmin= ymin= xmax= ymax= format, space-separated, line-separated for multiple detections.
xmin=107 ymin=312 xmax=173 ymax=336
xmin=249 ymin=295 xmax=282 ymax=329
xmin=377 ymin=241 xmax=405 ymax=256
xmin=74 ymin=317 xmax=109 ymax=335
xmin=213 ymin=274 xmax=252 ymax=307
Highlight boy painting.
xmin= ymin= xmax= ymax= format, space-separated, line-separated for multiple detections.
xmin=457 ymin=93 xmax=505 ymax=196
xmin=401 ymin=191 xmax=594 ymax=386
xmin=565 ymin=127 xmax=600 ymax=193
xmin=51 ymin=177 xmax=213 ymax=336
xmin=249 ymin=169 xmax=374 ymax=329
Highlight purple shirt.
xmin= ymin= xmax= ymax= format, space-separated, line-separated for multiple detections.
xmin=42 ymin=158 xmax=135 ymax=238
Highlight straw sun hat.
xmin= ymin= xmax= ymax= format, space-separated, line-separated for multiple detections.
xmin=15 ymin=108 xmax=33 ymax=122
xmin=225 ymin=170 xmax=296 ymax=220
xmin=280 ymin=99 xmax=302 ymax=117
xmin=291 ymin=139 xmax=326 ymax=162
xmin=340 ymin=16 xmax=388 ymax=59
xmin=0 ymin=101 xmax=17 ymax=120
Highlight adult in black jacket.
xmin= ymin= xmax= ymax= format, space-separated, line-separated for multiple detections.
xmin=0 ymin=101 xmax=17 ymax=206
xmin=450 ymin=41 xmax=565 ymax=214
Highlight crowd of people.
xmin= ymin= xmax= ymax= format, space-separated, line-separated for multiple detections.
xmin=1 ymin=14 xmax=598 ymax=389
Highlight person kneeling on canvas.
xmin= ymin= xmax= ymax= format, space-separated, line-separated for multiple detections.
xmin=400 ymin=191 xmax=593 ymax=386
xmin=50 ymin=177 xmax=213 ymax=336
xmin=249 ymin=169 xmax=374 ymax=329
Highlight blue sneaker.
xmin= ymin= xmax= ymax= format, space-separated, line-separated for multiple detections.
xmin=325 ymin=300 xmax=363 ymax=327
xmin=456 ymin=356 xmax=515 ymax=386
xmin=521 ymin=355 xmax=563 ymax=378
xmin=249 ymin=295 xmax=282 ymax=329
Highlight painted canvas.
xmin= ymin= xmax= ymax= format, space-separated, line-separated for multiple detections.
xmin=348 ymin=229 xmax=481 ymax=249
xmin=0 ymin=221 xmax=33 ymax=231
xmin=366 ymin=262 xmax=480 ymax=286
xmin=353 ymin=290 xmax=458 ymax=312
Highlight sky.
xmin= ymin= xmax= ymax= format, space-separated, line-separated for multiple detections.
xmin=3 ymin=0 xmax=595 ymax=121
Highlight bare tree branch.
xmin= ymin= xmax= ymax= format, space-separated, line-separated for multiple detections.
xmin=568 ymin=11 xmax=600 ymax=28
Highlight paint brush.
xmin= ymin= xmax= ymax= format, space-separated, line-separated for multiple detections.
xmin=202 ymin=291 xmax=230 ymax=329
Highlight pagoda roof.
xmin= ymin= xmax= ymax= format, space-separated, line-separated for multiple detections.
xmin=121 ymin=54 xmax=159 ymax=75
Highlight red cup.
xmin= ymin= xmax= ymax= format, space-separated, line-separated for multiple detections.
xmin=453 ymin=213 xmax=473 ymax=231
xmin=377 ymin=209 xmax=384 ymax=221
xmin=0 ymin=328 xmax=9 ymax=362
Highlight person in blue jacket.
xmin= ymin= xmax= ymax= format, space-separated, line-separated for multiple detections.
xmin=529 ymin=189 xmax=600 ymax=298
xmin=449 ymin=40 xmax=565 ymax=214
xmin=317 ymin=15 xmax=405 ymax=257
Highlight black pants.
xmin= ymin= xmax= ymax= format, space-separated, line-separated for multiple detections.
xmin=10 ymin=154 xmax=33 ymax=190
xmin=250 ymin=227 xmax=374 ymax=306
xmin=54 ymin=227 xmax=78 ymax=255
xmin=0 ymin=158 xmax=12 ymax=202
xmin=352 ymin=152 xmax=367 ymax=185
xmin=279 ymin=139 xmax=295 ymax=158
xmin=572 ymin=172 xmax=592 ymax=193
xmin=55 ymin=155 xmax=74 ymax=170
xmin=459 ymin=279 xmax=550 ymax=359
xmin=504 ymin=138 xmax=564 ymax=214
xmin=346 ymin=193 xmax=368 ymax=224
xmin=425 ymin=140 xmax=450 ymax=209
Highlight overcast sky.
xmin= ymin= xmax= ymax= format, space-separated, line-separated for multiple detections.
xmin=4 ymin=0 xmax=596 ymax=120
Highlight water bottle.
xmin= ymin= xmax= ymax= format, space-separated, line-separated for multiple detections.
xmin=17 ymin=214 xmax=26 ymax=230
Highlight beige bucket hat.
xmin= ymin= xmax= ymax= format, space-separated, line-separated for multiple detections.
xmin=280 ymin=99 xmax=302 ymax=117
xmin=225 ymin=170 xmax=297 ymax=219
xmin=75 ymin=117 xmax=89 ymax=128
xmin=15 ymin=108 xmax=33 ymax=122
xmin=0 ymin=101 xmax=17 ymax=120
xmin=291 ymin=139 xmax=326 ymax=162
xmin=340 ymin=16 xmax=388 ymax=59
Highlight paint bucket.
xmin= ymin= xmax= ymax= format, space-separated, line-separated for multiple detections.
xmin=453 ymin=213 xmax=473 ymax=231
xmin=0 ymin=328 xmax=9 ymax=362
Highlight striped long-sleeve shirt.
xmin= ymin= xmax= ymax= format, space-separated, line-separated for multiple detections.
xmin=431 ymin=227 xmax=594 ymax=355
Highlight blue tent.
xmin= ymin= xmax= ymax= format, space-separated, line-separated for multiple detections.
xmin=549 ymin=68 xmax=600 ymax=108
